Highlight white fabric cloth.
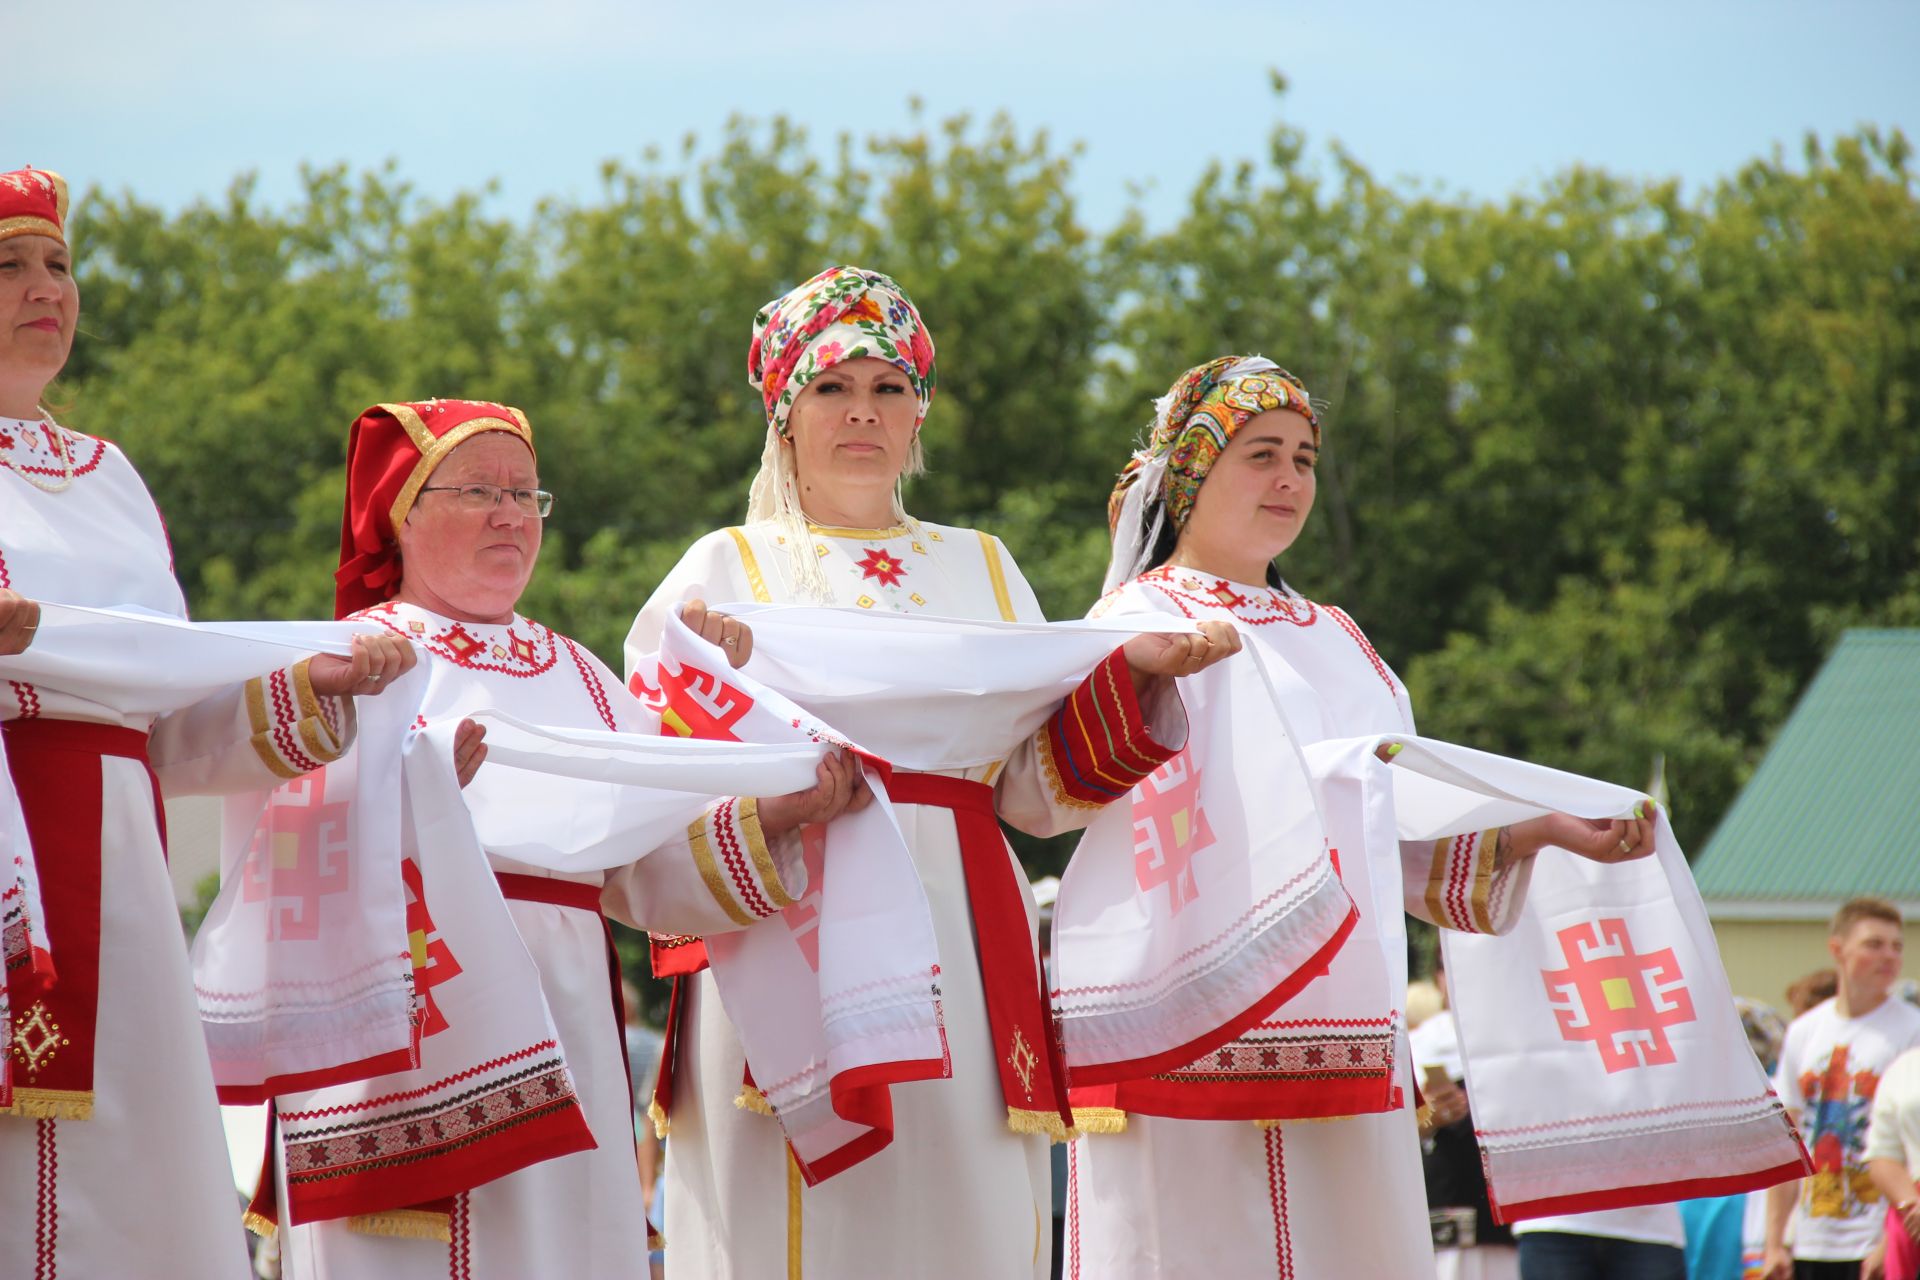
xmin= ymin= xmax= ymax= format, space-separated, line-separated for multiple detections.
xmin=630 ymin=520 xmax=1185 ymax=1280
xmin=1411 ymin=1008 xmax=1464 ymax=1083
xmin=1 ymin=422 xmax=361 ymax=1280
xmin=632 ymin=610 xmax=944 ymax=1177
xmin=271 ymin=602 xmax=818 ymax=1280
xmin=1509 ymin=1205 xmax=1686 ymax=1247
xmin=1774 ymin=995 xmax=1920 ymax=1261
xmin=1050 ymin=634 xmax=1351 ymax=1083
xmin=1441 ymin=784 xmax=1807 ymax=1220
xmin=1865 ymin=1045 xmax=1920 ymax=1174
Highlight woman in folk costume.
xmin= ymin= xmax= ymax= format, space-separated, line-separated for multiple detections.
xmin=1061 ymin=356 xmax=1660 ymax=1279
xmin=271 ymin=400 xmax=866 ymax=1280
xmin=624 ymin=266 xmax=1238 ymax=1278
xmin=0 ymin=168 xmax=414 ymax=1277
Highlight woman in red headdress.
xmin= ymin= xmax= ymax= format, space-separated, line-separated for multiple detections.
xmin=270 ymin=400 xmax=865 ymax=1280
xmin=0 ymin=169 xmax=415 ymax=1276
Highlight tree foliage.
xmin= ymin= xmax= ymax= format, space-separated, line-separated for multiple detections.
xmin=61 ymin=105 xmax=1917 ymax=884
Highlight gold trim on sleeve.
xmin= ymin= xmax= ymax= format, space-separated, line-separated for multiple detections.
xmin=727 ymin=527 xmax=774 ymax=604
xmin=297 ymin=715 xmax=346 ymax=766
xmin=977 ymin=531 xmax=1017 ymax=622
xmin=689 ymin=814 xmax=756 ymax=928
xmin=245 ymin=676 xmax=301 ymax=780
xmin=1469 ymin=827 xmax=1499 ymax=934
xmin=1424 ymin=836 xmax=1453 ymax=929
xmin=738 ymin=797 xmax=799 ymax=908
xmin=292 ymin=658 xmax=324 ymax=721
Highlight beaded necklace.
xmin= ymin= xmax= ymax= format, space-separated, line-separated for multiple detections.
xmin=0 ymin=413 xmax=75 ymax=494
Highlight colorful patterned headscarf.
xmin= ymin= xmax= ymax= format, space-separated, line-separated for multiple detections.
xmin=743 ymin=266 xmax=938 ymax=600
xmin=746 ymin=265 xmax=936 ymax=439
xmin=1102 ymin=355 xmax=1319 ymax=592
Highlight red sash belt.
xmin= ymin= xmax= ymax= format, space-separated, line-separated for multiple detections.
xmin=495 ymin=873 xmax=604 ymax=914
xmin=2 ymin=718 xmax=157 ymax=1120
xmin=885 ymin=771 xmax=1074 ymax=1137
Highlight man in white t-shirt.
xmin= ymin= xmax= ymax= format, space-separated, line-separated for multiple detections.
xmin=1764 ymin=897 xmax=1920 ymax=1280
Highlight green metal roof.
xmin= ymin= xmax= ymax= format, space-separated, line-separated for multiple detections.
xmin=1694 ymin=629 xmax=1920 ymax=908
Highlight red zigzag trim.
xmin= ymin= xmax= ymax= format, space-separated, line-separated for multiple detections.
xmin=35 ymin=1118 xmax=57 ymax=1280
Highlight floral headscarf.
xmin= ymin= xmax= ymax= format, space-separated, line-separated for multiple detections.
xmin=742 ymin=266 xmax=938 ymax=600
xmin=1102 ymin=355 xmax=1319 ymax=592
xmin=746 ymin=266 xmax=936 ymax=439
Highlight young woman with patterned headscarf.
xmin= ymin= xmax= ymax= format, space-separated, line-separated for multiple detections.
xmin=1059 ymin=356 xmax=1660 ymax=1279
xmin=623 ymin=267 xmax=1237 ymax=1278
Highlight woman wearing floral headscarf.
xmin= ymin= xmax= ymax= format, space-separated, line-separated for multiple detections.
xmin=623 ymin=267 xmax=1235 ymax=1278
xmin=1061 ymin=356 xmax=1659 ymax=1279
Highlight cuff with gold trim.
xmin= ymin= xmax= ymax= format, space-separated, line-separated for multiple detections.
xmin=687 ymin=796 xmax=804 ymax=926
xmin=1423 ymin=828 xmax=1527 ymax=935
xmin=245 ymin=659 xmax=352 ymax=780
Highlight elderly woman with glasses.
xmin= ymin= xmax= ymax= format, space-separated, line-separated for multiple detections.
xmin=270 ymin=400 xmax=863 ymax=1280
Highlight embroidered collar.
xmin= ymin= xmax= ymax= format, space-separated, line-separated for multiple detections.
xmin=1136 ymin=566 xmax=1318 ymax=627
xmin=356 ymin=602 xmax=561 ymax=677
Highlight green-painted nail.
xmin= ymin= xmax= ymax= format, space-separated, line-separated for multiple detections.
xmin=1633 ymin=801 xmax=1646 ymax=819
xmin=1386 ymin=743 xmax=1403 ymax=757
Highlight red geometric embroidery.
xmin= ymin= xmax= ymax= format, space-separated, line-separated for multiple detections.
xmin=856 ymin=546 xmax=907 ymax=587
xmin=1324 ymin=606 xmax=1396 ymax=695
xmin=436 ymin=624 xmax=486 ymax=666
xmin=356 ymin=605 xmax=560 ymax=679
xmin=401 ymin=858 xmax=462 ymax=1037
xmin=560 ymin=637 xmax=618 ymax=730
xmin=630 ymin=661 xmax=753 ymax=742
xmin=240 ymin=769 xmax=350 ymax=941
xmin=1131 ymin=748 xmax=1216 ymax=916
xmin=1541 ymin=917 xmax=1695 ymax=1073
xmin=1208 ymin=579 xmax=1248 ymax=609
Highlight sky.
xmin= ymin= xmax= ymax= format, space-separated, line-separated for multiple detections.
xmin=10 ymin=0 xmax=1919 ymax=229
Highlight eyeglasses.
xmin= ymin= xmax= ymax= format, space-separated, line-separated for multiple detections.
xmin=417 ymin=483 xmax=554 ymax=518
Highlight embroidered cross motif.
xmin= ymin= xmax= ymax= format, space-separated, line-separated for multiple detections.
xmin=1007 ymin=1027 xmax=1039 ymax=1100
xmin=9 ymin=1001 xmax=66 ymax=1077
xmin=856 ymin=547 xmax=907 ymax=587
xmin=1131 ymin=749 xmax=1217 ymax=916
xmin=1541 ymin=918 xmax=1695 ymax=1073
xmin=1208 ymin=579 xmax=1248 ymax=609
xmin=630 ymin=661 xmax=754 ymax=741
xmin=401 ymin=857 xmax=462 ymax=1037
xmin=241 ymin=769 xmax=351 ymax=941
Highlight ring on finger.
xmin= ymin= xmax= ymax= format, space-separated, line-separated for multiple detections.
xmin=1615 ymin=837 xmax=1632 ymax=854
